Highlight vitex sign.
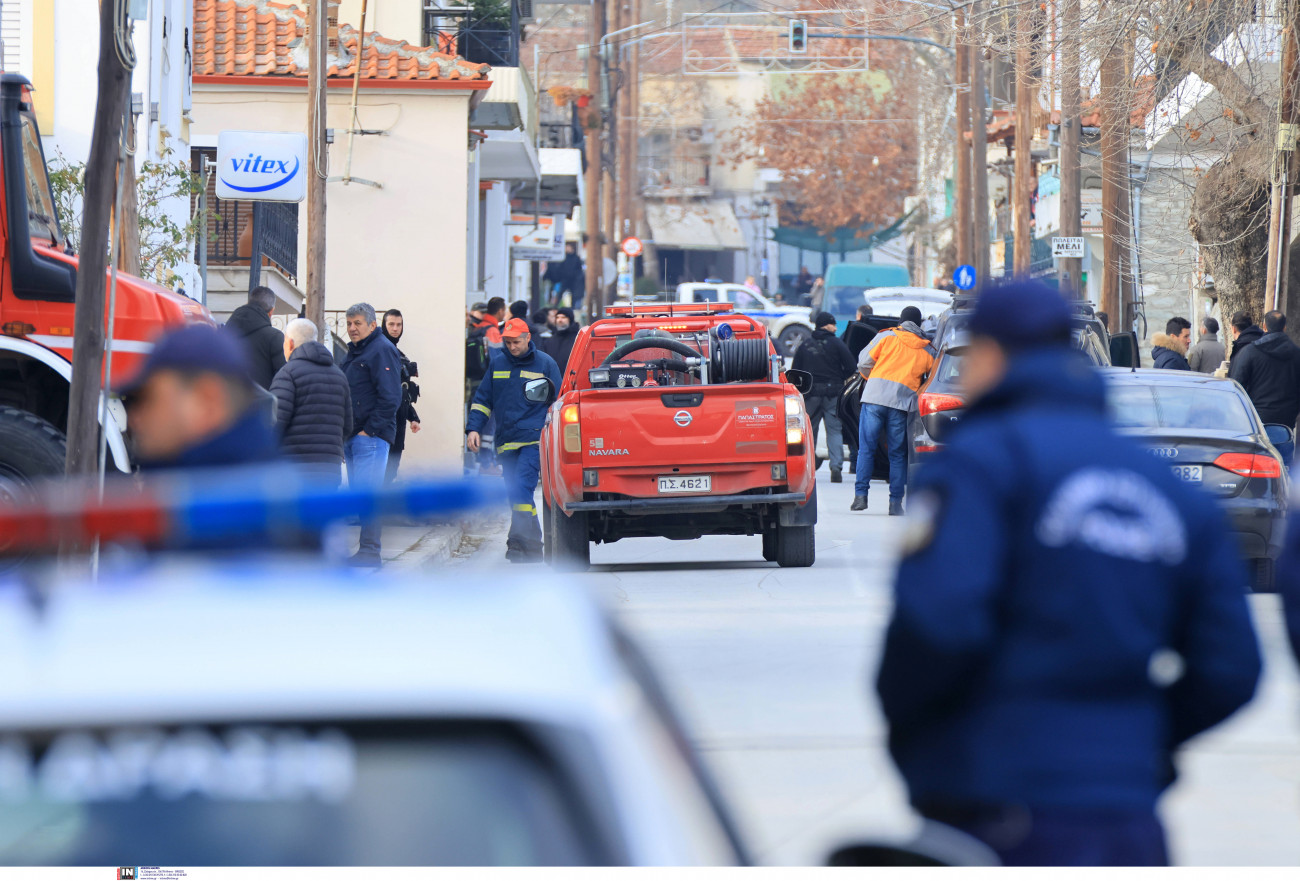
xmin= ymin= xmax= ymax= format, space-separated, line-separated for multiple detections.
xmin=216 ymin=131 xmax=308 ymax=203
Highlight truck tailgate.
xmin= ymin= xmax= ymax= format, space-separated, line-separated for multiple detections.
xmin=580 ymin=386 xmax=787 ymax=469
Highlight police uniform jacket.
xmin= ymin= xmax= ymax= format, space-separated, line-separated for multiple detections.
xmin=467 ymin=342 xmax=562 ymax=451
xmin=876 ymin=348 xmax=1261 ymax=814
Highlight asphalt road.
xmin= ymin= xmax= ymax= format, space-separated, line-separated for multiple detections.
xmin=471 ymin=474 xmax=1300 ymax=866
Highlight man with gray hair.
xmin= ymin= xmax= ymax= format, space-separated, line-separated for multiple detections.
xmin=222 ymin=285 xmax=286 ymax=389
xmin=341 ymin=302 xmax=403 ymax=566
xmin=270 ymin=318 xmax=353 ymax=485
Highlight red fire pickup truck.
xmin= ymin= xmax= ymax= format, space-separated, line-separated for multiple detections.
xmin=537 ymin=303 xmax=818 ymax=571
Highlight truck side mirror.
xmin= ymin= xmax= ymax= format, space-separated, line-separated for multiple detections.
xmin=786 ymin=369 xmax=814 ymax=395
xmin=523 ymin=377 xmax=554 ymax=403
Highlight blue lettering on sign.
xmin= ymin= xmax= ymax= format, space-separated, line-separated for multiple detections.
xmin=219 ymin=154 xmax=301 ymax=193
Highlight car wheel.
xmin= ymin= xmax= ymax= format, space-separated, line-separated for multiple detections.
xmin=778 ymin=325 xmax=812 ymax=357
xmin=1251 ymin=557 xmax=1275 ymax=593
xmin=550 ymin=507 xmax=590 ymax=572
xmin=775 ymin=523 xmax=815 ymax=567
xmin=761 ymin=528 xmax=778 ymax=562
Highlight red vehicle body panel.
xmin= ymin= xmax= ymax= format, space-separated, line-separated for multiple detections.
xmin=540 ymin=306 xmax=815 ymax=538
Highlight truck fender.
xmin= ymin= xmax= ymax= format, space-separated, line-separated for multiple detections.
xmin=779 ymin=483 xmax=818 ymax=526
xmin=0 ymin=336 xmax=131 ymax=473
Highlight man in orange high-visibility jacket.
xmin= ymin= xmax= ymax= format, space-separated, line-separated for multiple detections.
xmin=852 ymin=305 xmax=935 ymax=515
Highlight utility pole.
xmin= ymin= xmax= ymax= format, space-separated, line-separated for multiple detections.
xmin=584 ymin=0 xmax=607 ymax=315
xmin=603 ymin=0 xmax=621 ymax=274
xmin=1099 ymin=20 xmax=1134 ymax=330
xmin=1012 ymin=5 xmax=1034 ymax=275
xmin=954 ymin=6 xmax=973 ymax=269
xmin=1058 ymin=0 xmax=1083 ymax=301
xmin=67 ymin=0 xmax=132 ymax=477
xmin=305 ymin=0 xmax=329 ymax=339
xmin=970 ymin=1 xmax=989 ymax=289
xmin=624 ymin=0 xmax=643 ymax=281
xmin=1267 ymin=1 xmax=1299 ymax=313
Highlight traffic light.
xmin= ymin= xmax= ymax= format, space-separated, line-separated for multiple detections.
xmin=788 ymin=19 xmax=808 ymax=54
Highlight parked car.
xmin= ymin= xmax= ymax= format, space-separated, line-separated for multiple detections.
xmin=1104 ymin=368 xmax=1289 ymax=591
xmin=676 ymin=283 xmax=815 ymax=356
xmin=816 ymin=283 xmax=950 ymax=335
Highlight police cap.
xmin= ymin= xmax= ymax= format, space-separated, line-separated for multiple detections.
xmin=967 ymin=278 xmax=1073 ymax=351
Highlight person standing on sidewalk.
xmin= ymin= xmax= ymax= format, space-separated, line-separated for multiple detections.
xmin=852 ymin=306 xmax=935 ymax=515
xmin=341 ymin=303 xmax=402 ymax=567
xmin=222 ymin=285 xmax=286 ymax=390
xmin=1150 ymin=317 xmax=1192 ymax=370
xmin=876 ymin=280 xmax=1261 ymax=866
xmin=1229 ymin=310 xmax=1265 ymax=362
xmin=1226 ymin=310 xmax=1300 ymax=464
xmin=271 ymin=318 xmax=352 ymax=485
xmin=381 ymin=308 xmax=422 ymax=482
xmin=465 ymin=318 xmax=561 ymax=563
xmin=792 ymin=311 xmax=857 ymax=483
xmin=1187 ymin=317 xmax=1226 ymax=374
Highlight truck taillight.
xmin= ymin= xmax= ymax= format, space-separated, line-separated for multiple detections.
xmin=562 ymin=404 xmax=581 ymax=454
xmin=1213 ymin=452 xmax=1283 ymax=478
xmin=919 ymin=392 xmax=965 ymax=416
xmin=785 ymin=395 xmax=805 ymax=453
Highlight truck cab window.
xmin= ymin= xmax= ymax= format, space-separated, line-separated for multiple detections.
xmin=20 ymin=112 xmax=60 ymax=246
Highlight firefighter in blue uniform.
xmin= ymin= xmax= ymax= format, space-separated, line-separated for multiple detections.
xmin=876 ymin=279 xmax=1261 ymax=866
xmin=466 ymin=317 xmax=562 ymax=562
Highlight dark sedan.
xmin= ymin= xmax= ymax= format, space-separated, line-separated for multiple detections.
xmin=1103 ymin=368 xmax=1288 ymax=591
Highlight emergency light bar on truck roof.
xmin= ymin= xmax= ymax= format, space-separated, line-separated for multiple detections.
xmin=0 ymin=471 xmax=504 ymax=555
xmin=604 ymin=303 xmax=736 ymax=317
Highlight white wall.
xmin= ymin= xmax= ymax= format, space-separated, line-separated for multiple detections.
xmin=192 ymin=83 xmax=476 ymax=468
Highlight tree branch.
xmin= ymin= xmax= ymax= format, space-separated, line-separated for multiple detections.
xmin=1167 ymin=38 xmax=1273 ymax=128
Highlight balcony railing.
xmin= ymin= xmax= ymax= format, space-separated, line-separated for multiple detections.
xmin=193 ymin=148 xmax=299 ymax=284
xmin=425 ymin=2 xmax=521 ymax=68
xmin=640 ymin=156 xmax=711 ymax=194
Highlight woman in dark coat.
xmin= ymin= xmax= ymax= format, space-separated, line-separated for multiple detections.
xmin=382 ymin=308 xmax=421 ymax=482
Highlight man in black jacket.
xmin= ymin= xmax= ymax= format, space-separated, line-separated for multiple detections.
xmin=271 ymin=318 xmax=352 ymax=485
xmin=541 ymin=307 xmax=580 ymax=373
xmin=1229 ymin=310 xmax=1300 ymax=461
xmin=1230 ymin=310 xmax=1265 ymax=361
xmin=381 ymin=308 xmax=421 ymax=482
xmin=223 ymin=286 xmax=286 ymax=389
xmin=792 ymin=311 xmax=858 ymax=482
xmin=340 ymin=302 xmax=403 ymax=567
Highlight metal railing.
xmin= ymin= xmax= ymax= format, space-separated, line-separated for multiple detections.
xmin=201 ymin=195 xmax=299 ymax=284
xmin=247 ymin=201 xmax=299 ymax=288
xmin=640 ymin=155 xmax=711 ymax=192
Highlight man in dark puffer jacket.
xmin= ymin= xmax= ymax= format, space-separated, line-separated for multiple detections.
xmin=271 ymin=317 xmax=353 ymax=485
xmin=223 ymin=285 xmax=286 ymax=389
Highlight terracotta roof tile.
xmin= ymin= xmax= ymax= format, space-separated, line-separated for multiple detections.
xmin=194 ymin=0 xmax=490 ymax=82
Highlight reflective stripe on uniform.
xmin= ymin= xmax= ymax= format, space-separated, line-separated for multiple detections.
xmin=512 ymin=503 xmax=537 ymax=514
xmin=520 ymin=370 xmax=544 ymax=379
xmin=492 ymin=370 xmax=512 ymax=379
xmin=471 ymin=403 xmax=491 ymax=416
xmin=498 ymin=440 xmax=540 ymax=452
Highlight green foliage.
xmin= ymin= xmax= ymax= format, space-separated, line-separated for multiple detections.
xmin=48 ymin=142 xmax=210 ymax=286
xmin=634 ymin=275 xmax=660 ymax=297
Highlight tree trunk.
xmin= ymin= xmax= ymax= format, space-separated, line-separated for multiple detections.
xmin=1189 ymin=147 xmax=1271 ymax=326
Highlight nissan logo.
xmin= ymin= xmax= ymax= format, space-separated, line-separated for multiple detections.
xmin=1150 ymin=447 xmax=1178 ymax=459
xmin=674 ymin=410 xmax=692 ymax=427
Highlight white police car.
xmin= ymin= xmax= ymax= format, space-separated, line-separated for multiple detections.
xmin=676 ymin=283 xmax=815 ymax=356
xmin=0 ymin=560 xmax=748 ymax=866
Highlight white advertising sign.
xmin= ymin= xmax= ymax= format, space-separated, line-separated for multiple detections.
xmin=215 ymin=130 xmax=309 ymax=203
xmin=509 ymin=214 xmax=566 ymax=261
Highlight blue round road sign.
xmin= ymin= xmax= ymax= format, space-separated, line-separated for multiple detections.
xmin=953 ymin=265 xmax=976 ymax=291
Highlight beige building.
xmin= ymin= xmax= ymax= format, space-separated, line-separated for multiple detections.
xmin=190 ymin=0 xmax=491 ymax=468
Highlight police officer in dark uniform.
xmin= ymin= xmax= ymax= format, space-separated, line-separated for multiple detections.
xmin=876 ymin=280 xmax=1261 ymax=866
xmin=466 ymin=318 xmax=562 ymax=562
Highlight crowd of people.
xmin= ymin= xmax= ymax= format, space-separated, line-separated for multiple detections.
xmin=117 ymin=287 xmax=423 ymax=568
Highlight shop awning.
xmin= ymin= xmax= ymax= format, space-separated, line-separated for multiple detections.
xmin=770 ymin=211 xmax=914 ymax=253
xmin=645 ymin=200 xmax=747 ymax=251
